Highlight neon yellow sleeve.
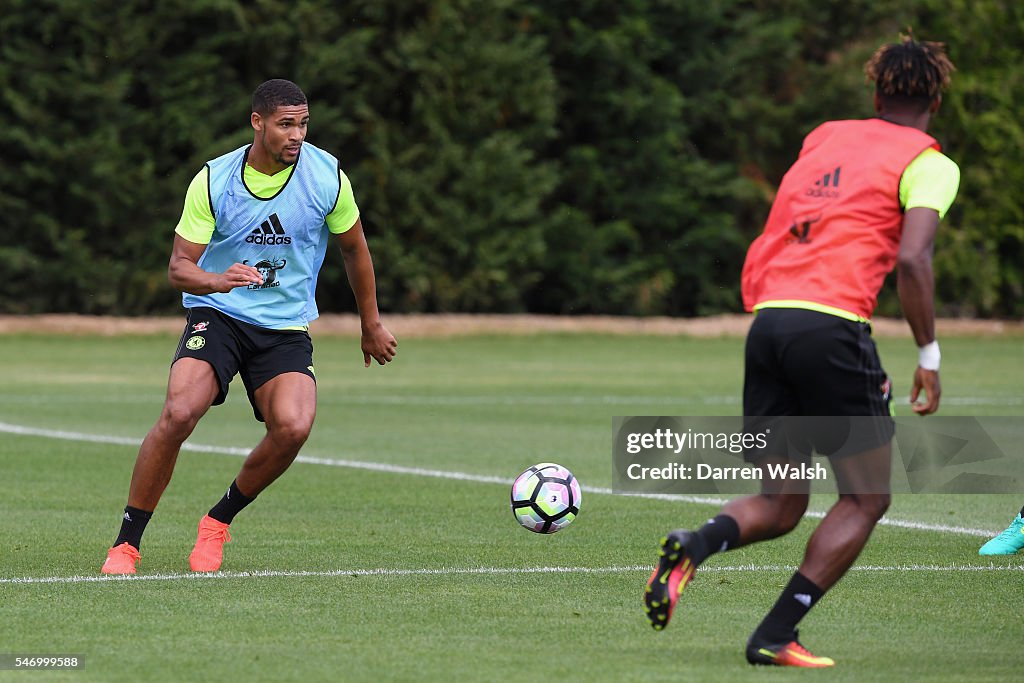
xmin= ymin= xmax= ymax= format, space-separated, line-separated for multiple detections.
xmin=326 ymin=168 xmax=360 ymax=234
xmin=899 ymin=148 xmax=960 ymax=219
xmin=177 ymin=165 xmax=357 ymax=239
xmin=173 ymin=167 xmax=216 ymax=244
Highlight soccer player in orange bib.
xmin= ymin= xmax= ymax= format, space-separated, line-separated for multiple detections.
xmin=644 ymin=36 xmax=958 ymax=667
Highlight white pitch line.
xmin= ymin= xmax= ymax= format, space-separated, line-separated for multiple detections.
xmin=2 ymin=563 xmax=1022 ymax=586
xmin=0 ymin=421 xmax=1003 ymax=538
xmin=0 ymin=394 xmax=1021 ymax=406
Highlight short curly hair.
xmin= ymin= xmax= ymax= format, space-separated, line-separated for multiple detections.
xmin=252 ymin=79 xmax=307 ymax=116
xmin=864 ymin=34 xmax=955 ymax=112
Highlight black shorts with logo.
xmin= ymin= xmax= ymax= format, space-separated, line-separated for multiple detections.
xmin=172 ymin=307 xmax=315 ymax=422
xmin=743 ymin=308 xmax=894 ymax=461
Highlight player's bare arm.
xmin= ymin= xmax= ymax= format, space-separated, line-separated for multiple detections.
xmin=897 ymin=206 xmax=941 ymax=415
xmin=337 ymin=218 xmax=397 ymax=366
xmin=168 ymin=234 xmax=264 ymax=294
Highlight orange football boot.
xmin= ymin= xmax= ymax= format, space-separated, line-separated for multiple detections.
xmin=101 ymin=542 xmax=141 ymax=575
xmin=643 ymin=530 xmax=698 ymax=630
xmin=746 ymin=631 xmax=836 ymax=668
xmin=188 ymin=515 xmax=231 ymax=572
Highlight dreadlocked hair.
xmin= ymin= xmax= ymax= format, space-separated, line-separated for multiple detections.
xmin=864 ymin=33 xmax=955 ymax=112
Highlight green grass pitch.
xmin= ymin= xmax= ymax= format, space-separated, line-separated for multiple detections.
xmin=0 ymin=331 xmax=1021 ymax=682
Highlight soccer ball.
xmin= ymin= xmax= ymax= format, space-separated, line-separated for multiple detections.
xmin=510 ymin=463 xmax=581 ymax=534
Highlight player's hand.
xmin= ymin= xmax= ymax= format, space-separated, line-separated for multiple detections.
xmin=910 ymin=367 xmax=940 ymax=415
xmin=213 ymin=263 xmax=264 ymax=292
xmin=362 ymin=322 xmax=397 ymax=367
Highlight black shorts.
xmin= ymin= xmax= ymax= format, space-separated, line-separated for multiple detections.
xmin=172 ymin=307 xmax=315 ymax=422
xmin=743 ymin=308 xmax=894 ymax=460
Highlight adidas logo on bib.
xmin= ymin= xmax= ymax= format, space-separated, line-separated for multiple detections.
xmin=245 ymin=213 xmax=292 ymax=245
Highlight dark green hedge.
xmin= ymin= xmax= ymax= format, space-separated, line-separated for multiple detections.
xmin=2 ymin=0 xmax=1020 ymax=317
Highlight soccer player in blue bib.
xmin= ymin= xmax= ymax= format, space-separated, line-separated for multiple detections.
xmin=102 ymin=79 xmax=397 ymax=574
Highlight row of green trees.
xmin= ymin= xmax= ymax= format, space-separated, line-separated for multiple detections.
xmin=2 ymin=0 xmax=1021 ymax=317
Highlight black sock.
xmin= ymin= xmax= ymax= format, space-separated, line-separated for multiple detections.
xmin=756 ymin=572 xmax=825 ymax=642
xmin=1018 ymin=505 xmax=1024 ymax=518
xmin=208 ymin=480 xmax=255 ymax=525
xmin=113 ymin=506 xmax=153 ymax=550
xmin=691 ymin=514 xmax=740 ymax=565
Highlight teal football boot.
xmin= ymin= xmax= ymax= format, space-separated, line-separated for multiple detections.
xmin=979 ymin=514 xmax=1024 ymax=555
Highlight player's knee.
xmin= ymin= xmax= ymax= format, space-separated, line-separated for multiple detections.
xmin=859 ymin=492 xmax=891 ymax=521
xmin=158 ymin=402 xmax=203 ymax=440
xmin=269 ymin=418 xmax=312 ymax=450
xmin=841 ymin=492 xmax=890 ymax=522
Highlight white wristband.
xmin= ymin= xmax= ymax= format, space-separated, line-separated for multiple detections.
xmin=918 ymin=340 xmax=940 ymax=371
